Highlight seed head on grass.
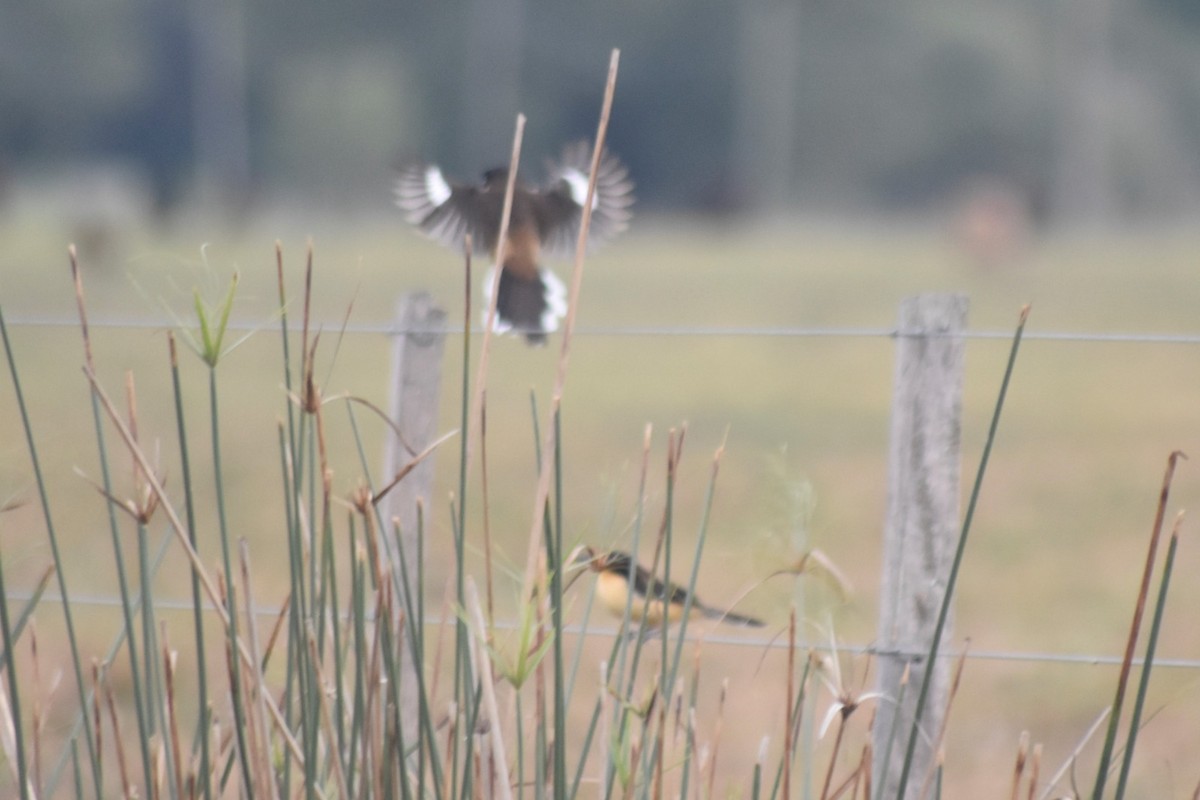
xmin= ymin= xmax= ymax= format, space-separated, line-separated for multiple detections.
xmin=812 ymin=630 xmax=883 ymax=740
xmin=173 ymin=271 xmax=246 ymax=368
xmin=462 ymin=590 xmax=554 ymax=691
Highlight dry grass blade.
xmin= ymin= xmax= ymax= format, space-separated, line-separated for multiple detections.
xmin=1010 ymin=731 xmax=1030 ymax=800
xmin=1037 ymin=706 xmax=1110 ymax=800
xmin=1093 ymin=449 xmax=1185 ymax=797
xmin=29 ymin=623 xmax=42 ymax=799
xmin=919 ymin=641 xmax=969 ymax=800
xmin=466 ymin=114 xmax=526 ymax=480
xmin=304 ymin=623 xmax=351 ymax=800
xmin=827 ymin=744 xmax=870 ymax=800
xmin=707 ymin=678 xmax=727 ymax=800
xmin=600 ymin=661 xmax=610 ymax=800
xmin=257 ymin=592 xmax=292 ymax=671
xmin=520 ymin=48 xmax=621 ymax=599
xmin=465 ymin=578 xmax=514 ymax=800
xmin=0 ymin=674 xmax=26 ymax=795
xmin=238 ymin=540 xmax=280 ymax=800
xmin=90 ymin=660 xmax=102 ymax=793
xmin=103 ymin=674 xmax=133 ymax=799
xmin=161 ymin=639 xmax=184 ymax=800
xmin=784 ymin=609 xmax=796 ymax=800
xmin=371 ymin=428 xmax=459 ymax=506
xmin=1027 ymin=743 xmax=1042 ymax=800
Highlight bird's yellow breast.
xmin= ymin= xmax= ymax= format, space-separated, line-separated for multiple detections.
xmin=595 ymin=570 xmax=685 ymax=627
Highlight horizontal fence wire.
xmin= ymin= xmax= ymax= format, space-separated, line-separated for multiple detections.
xmin=5 ymin=314 xmax=1200 ymax=344
xmin=9 ymin=589 xmax=1199 ymax=671
xmin=5 ymin=317 xmax=1197 ymax=671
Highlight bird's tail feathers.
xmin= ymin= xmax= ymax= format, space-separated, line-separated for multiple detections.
xmin=699 ymin=604 xmax=765 ymax=628
xmin=482 ymin=266 xmax=567 ymax=345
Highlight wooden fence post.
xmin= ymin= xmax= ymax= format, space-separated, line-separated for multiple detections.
xmin=380 ymin=290 xmax=446 ymax=732
xmin=872 ymin=293 xmax=968 ymax=798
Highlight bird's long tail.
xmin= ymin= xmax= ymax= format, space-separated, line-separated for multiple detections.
xmin=482 ymin=266 xmax=567 ymax=345
xmin=699 ymin=604 xmax=765 ymax=628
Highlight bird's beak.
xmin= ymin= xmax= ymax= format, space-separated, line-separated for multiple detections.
xmin=562 ymin=544 xmax=595 ymax=593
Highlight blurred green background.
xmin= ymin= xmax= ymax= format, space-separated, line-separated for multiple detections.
xmin=2 ymin=1 xmax=1200 ymax=795
xmin=4 ymin=1 xmax=1200 ymax=222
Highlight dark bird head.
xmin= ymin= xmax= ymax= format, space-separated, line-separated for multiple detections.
xmin=481 ymin=167 xmax=510 ymax=188
xmin=573 ymin=546 xmax=633 ymax=574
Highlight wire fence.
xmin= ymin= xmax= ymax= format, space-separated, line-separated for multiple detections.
xmin=6 ymin=314 xmax=1200 ymax=344
xmin=10 ymin=588 xmax=1199 ymax=672
xmin=4 ymin=314 xmax=1197 ymax=680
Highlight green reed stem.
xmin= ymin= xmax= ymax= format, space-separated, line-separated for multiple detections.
xmin=0 ymin=568 xmax=54 ymax=670
xmin=168 ymin=335 xmax=213 ymax=800
xmin=549 ymin=409 xmax=568 ymax=798
xmin=0 ymin=531 xmax=30 ymax=799
xmin=1114 ymin=521 xmax=1181 ymax=799
xmin=0 ymin=306 xmax=101 ymax=797
xmin=207 ymin=368 xmax=255 ymax=799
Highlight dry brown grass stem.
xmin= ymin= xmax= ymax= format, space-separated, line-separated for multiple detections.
xmin=480 ymin=390 xmax=495 ymax=627
xmin=520 ymin=49 xmax=621 ymax=601
xmin=90 ymin=660 xmax=102 ymax=793
xmin=1096 ymin=448 xmax=1185 ymax=797
xmin=706 ymin=678 xmax=727 ymax=800
xmin=859 ymin=744 xmax=873 ymax=800
xmin=102 ymin=673 xmax=132 ymax=799
xmin=654 ymin=700 xmax=666 ymax=800
xmin=363 ymin=580 xmax=386 ymax=789
xmin=1037 ymin=706 xmax=1109 ymax=800
xmin=919 ymin=640 xmax=969 ymax=800
xmin=599 ymin=661 xmax=610 ymax=800
xmin=1009 ymin=731 xmax=1030 ymax=800
xmin=304 ymin=622 xmax=352 ymax=800
xmin=1027 ymin=743 xmax=1042 ymax=800
xmin=301 ymin=240 xmax=314 ymax=385
xmin=820 ymin=708 xmax=850 ymax=800
xmin=371 ymin=430 xmax=458 ymax=508
xmin=425 ymin=561 xmax=457 ymax=712
xmin=238 ymin=540 xmax=281 ymax=800
xmin=862 ymin=741 xmax=873 ymax=800
xmin=258 ymin=592 xmax=293 ymax=671
xmin=826 ymin=744 xmax=869 ymax=800
xmin=161 ymin=630 xmax=184 ymax=800
xmin=80 ymin=364 xmax=306 ymax=767
xmin=465 ymin=577 xmax=514 ymax=800
xmin=69 ymin=245 xmax=95 ymax=371
xmin=29 ymin=622 xmax=42 ymax=799
xmin=785 ymin=609 xmax=796 ymax=800
xmin=468 ymin=115 xmax=526 ymax=478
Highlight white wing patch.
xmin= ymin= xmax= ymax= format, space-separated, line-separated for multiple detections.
xmin=424 ymin=165 xmax=453 ymax=206
xmin=561 ymin=169 xmax=597 ymax=209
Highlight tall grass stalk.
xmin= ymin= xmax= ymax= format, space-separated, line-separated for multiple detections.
xmin=1113 ymin=511 xmax=1184 ymax=798
xmin=1092 ymin=449 xmax=1184 ymax=799
xmin=167 ymin=331 xmax=213 ymax=800
xmin=0 ymin=524 xmax=29 ymax=798
xmin=2 ymin=275 xmax=101 ymax=796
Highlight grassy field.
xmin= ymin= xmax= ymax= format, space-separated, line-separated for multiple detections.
xmin=1 ymin=208 xmax=1198 ymax=796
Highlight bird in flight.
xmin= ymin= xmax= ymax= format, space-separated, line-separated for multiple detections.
xmin=394 ymin=141 xmax=634 ymax=344
xmin=573 ymin=546 xmax=764 ymax=629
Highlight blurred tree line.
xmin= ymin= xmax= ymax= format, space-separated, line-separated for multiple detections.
xmin=2 ymin=0 xmax=1200 ymax=225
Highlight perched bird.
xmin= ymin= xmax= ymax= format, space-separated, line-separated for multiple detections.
xmin=394 ymin=141 xmax=634 ymax=344
xmin=574 ymin=547 xmax=764 ymax=629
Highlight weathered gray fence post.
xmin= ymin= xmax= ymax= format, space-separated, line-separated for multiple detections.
xmin=380 ymin=290 xmax=446 ymax=733
xmin=873 ymin=293 xmax=968 ymax=798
